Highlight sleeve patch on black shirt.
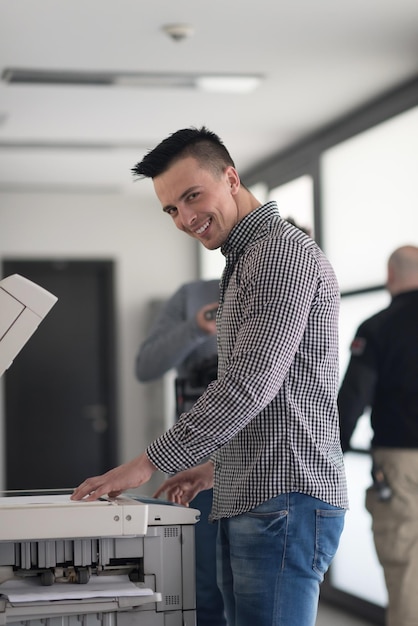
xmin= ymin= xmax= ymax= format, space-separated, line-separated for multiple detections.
xmin=350 ymin=336 xmax=366 ymax=356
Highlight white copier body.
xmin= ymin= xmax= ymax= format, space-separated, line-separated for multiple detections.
xmin=0 ymin=492 xmax=200 ymax=625
xmin=0 ymin=276 xmax=200 ymax=625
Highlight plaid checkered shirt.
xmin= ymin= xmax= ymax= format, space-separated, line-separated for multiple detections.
xmin=147 ymin=201 xmax=348 ymax=519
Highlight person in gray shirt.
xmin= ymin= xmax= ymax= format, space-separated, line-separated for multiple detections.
xmin=136 ymin=279 xmax=219 ymax=391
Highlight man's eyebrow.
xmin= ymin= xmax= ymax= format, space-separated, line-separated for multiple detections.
xmin=162 ymin=186 xmax=201 ymax=213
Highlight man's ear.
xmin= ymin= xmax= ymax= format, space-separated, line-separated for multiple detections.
xmin=225 ymin=166 xmax=240 ymax=195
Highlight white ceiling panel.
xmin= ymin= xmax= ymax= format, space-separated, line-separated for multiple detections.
xmin=0 ymin=0 xmax=417 ymax=196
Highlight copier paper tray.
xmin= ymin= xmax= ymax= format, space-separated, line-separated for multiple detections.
xmin=0 ymin=490 xmax=200 ymax=625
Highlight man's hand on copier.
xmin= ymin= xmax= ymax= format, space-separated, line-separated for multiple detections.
xmin=71 ymin=453 xmax=157 ymax=501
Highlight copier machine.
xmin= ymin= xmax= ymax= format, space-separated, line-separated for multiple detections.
xmin=0 ymin=275 xmax=200 ymax=625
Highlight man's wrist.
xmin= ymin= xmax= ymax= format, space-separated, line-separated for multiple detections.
xmin=143 ymin=452 xmax=158 ymax=473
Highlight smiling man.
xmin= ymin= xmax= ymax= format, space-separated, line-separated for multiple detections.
xmin=72 ymin=127 xmax=348 ymax=626
xmin=155 ymin=156 xmax=256 ymax=249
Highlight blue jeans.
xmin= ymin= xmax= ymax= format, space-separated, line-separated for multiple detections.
xmin=217 ymin=492 xmax=345 ymax=626
xmin=191 ymin=489 xmax=227 ymax=626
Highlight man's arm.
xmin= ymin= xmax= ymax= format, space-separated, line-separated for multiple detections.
xmin=72 ymin=240 xmax=326 ymax=498
xmin=338 ymin=342 xmax=378 ymax=452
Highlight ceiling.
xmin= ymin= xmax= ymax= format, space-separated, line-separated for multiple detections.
xmin=0 ymin=0 xmax=417 ymax=200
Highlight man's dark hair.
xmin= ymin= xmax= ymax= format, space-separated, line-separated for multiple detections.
xmin=132 ymin=126 xmax=236 ymax=180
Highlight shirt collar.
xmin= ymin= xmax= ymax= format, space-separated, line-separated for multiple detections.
xmin=221 ymin=200 xmax=280 ymax=258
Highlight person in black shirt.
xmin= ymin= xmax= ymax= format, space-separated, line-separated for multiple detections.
xmin=338 ymin=244 xmax=418 ymax=626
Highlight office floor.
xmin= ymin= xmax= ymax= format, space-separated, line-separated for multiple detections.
xmin=316 ymin=602 xmax=378 ymax=626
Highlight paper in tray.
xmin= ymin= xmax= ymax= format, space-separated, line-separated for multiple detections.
xmin=0 ymin=575 xmax=154 ymax=603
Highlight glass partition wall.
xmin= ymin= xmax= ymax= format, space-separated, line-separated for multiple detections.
xmin=320 ymin=101 xmax=418 ymax=619
xmin=269 ymin=175 xmax=314 ymax=237
xmin=200 ymin=77 xmax=418 ymax=622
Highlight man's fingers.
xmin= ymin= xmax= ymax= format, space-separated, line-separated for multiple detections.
xmin=153 ymin=480 xmax=185 ymax=502
xmin=108 ymin=490 xmax=123 ymax=499
xmin=71 ymin=477 xmax=110 ymax=501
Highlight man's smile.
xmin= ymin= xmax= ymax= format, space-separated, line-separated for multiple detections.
xmin=194 ymin=218 xmax=212 ymax=236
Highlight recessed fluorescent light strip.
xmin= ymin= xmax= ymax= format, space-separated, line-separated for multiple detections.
xmin=2 ymin=68 xmax=263 ymax=94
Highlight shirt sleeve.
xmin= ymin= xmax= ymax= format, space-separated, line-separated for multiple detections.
xmin=338 ymin=324 xmax=378 ymax=452
xmin=135 ymin=284 xmax=209 ymax=382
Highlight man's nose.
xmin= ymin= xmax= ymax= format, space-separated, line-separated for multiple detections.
xmin=178 ymin=204 xmax=197 ymax=227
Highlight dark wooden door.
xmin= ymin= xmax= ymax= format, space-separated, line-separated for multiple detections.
xmin=3 ymin=259 xmax=118 ymax=490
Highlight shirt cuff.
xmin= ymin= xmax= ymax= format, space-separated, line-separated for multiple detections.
xmin=146 ymin=429 xmax=198 ymax=475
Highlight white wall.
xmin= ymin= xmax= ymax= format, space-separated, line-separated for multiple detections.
xmin=0 ymin=190 xmax=198 ymax=494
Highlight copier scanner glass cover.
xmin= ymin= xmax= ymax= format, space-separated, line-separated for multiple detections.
xmin=0 ymin=274 xmax=58 ymax=377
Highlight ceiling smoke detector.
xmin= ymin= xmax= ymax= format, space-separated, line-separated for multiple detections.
xmin=162 ymin=23 xmax=195 ymax=42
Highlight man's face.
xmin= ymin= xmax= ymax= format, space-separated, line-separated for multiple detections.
xmin=153 ymin=156 xmax=241 ymax=250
